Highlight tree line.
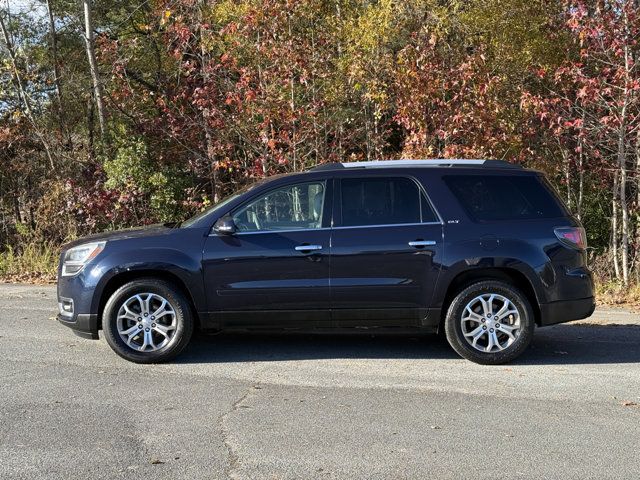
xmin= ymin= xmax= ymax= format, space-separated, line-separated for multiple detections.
xmin=1 ymin=0 xmax=639 ymax=284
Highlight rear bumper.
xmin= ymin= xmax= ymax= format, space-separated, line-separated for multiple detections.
xmin=57 ymin=313 xmax=99 ymax=340
xmin=539 ymin=296 xmax=595 ymax=326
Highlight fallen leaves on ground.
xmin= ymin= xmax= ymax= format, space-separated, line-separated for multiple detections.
xmin=0 ymin=273 xmax=56 ymax=285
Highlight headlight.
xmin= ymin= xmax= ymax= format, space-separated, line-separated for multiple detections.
xmin=62 ymin=241 xmax=106 ymax=276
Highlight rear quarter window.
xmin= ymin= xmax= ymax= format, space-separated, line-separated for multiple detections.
xmin=444 ymin=174 xmax=568 ymax=222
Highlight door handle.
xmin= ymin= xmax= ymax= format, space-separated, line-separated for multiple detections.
xmin=408 ymin=240 xmax=436 ymax=248
xmin=295 ymin=244 xmax=323 ymax=252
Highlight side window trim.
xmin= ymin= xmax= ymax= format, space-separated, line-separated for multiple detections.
xmin=334 ymin=174 xmax=443 ymax=228
xmin=419 ymin=186 xmax=443 ymax=225
xmin=214 ymin=179 xmax=330 ymax=235
xmin=208 ymin=175 xmax=443 ymax=235
xmin=228 ymin=226 xmax=333 ymax=236
xmin=414 ymin=179 xmax=443 ymax=224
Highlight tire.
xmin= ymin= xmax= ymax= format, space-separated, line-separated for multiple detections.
xmin=444 ymin=280 xmax=534 ymax=365
xmin=102 ymin=278 xmax=194 ymax=363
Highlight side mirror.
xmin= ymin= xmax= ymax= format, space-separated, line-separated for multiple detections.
xmin=213 ymin=216 xmax=237 ymax=235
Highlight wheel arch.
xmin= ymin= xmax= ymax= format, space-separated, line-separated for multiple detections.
xmin=439 ymin=267 xmax=541 ymax=329
xmin=96 ymin=270 xmax=201 ymax=330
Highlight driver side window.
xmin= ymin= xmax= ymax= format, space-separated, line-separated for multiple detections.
xmin=232 ymin=182 xmax=326 ymax=232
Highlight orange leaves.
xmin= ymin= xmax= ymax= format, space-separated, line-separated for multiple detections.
xmin=394 ymin=28 xmax=515 ymax=160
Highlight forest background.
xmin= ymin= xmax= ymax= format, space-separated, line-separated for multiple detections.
xmin=1 ymin=0 xmax=639 ymax=304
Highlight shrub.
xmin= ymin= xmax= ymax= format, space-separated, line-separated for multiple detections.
xmin=103 ymin=132 xmax=190 ymax=223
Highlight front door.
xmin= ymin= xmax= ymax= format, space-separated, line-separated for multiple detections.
xmin=330 ymin=175 xmax=443 ymax=327
xmin=202 ymin=180 xmax=332 ymax=328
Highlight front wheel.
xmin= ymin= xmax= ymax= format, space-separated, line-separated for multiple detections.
xmin=102 ymin=278 xmax=194 ymax=363
xmin=444 ymin=280 xmax=534 ymax=365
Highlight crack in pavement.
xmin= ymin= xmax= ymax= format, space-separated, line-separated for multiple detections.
xmin=218 ymin=383 xmax=262 ymax=479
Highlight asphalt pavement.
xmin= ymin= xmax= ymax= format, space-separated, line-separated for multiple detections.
xmin=1 ymin=284 xmax=639 ymax=479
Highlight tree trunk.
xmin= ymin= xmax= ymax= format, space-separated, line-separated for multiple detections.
xmin=612 ymin=169 xmax=621 ymax=279
xmin=637 ymin=128 xmax=640 ymax=210
xmin=13 ymin=195 xmax=22 ymax=224
xmin=0 ymin=12 xmax=55 ymax=169
xmin=636 ymin=128 xmax=640 ymax=283
xmin=287 ymin=12 xmax=297 ymax=171
xmin=87 ymin=96 xmax=95 ymax=160
xmin=617 ymin=42 xmax=631 ymax=285
xmin=204 ymin=127 xmax=219 ymax=203
xmin=561 ymin=148 xmax=571 ymax=209
xmin=577 ymin=153 xmax=583 ymax=220
xmin=619 ymin=143 xmax=630 ymax=285
xmin=198 ymin=0 xmax=218 ymax=202
xmin=577 ymin=114 xmax=585 ymax=220
xmin=83 ymin=0 xmax=106 ymax=136
xmin=335 ymin=0 xmax=344 ymax=162
xmin=46 ymin=0 xmax=65 ymax=134
xmin=310 ymin=30 xmax=321 ymax=165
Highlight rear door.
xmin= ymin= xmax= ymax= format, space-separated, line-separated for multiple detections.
xmin=330 ymin=174 xmax=443 ymax=327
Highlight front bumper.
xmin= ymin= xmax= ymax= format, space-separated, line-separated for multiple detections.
xmin=57 ymin=258 xmax=102 ymax=340
xmin=539 ymin=296 xmax=596 ymax=326
xmin=57 ymin=313 xmax=99 ymax=339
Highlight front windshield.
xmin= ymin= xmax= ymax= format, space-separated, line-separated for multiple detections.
xmin=181 ymin=182 xmax=257 ymax=228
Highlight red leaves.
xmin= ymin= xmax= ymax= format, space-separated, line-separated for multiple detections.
xmin=90 ymin=0 xmax=639 ymax=229
xmin=576 ymin=86 xmax=589 ymax=99
xmin=563 ymin=118 xmax=583 ymax=129
xmin=244 ymin=89 xmax=257 ymax=102
xmin=394 ymin=30 xmax=514 ymax=160
xmin=523 ymin=0 xmax=640 ymax=191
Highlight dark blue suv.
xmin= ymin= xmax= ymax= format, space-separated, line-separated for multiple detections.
xmin=56 ymin=160 xmax=594 ymax=364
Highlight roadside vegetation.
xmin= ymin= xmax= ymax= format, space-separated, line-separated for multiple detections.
xmin=1 ymin=0 xmax=640 ymax=304
xmin=0 ymin=242 xmax=57 ymax=284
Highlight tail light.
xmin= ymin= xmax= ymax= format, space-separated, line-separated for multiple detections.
xmin=554 ymin=227 xmax=587 ymax=250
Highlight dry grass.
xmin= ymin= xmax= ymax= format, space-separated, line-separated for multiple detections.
xmin=0 ymin=242 xmax=58 ymax=284
xmin=595 ymin=280 xmax=640 ymax=311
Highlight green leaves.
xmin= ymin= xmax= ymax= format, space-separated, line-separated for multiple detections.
xmin=102 ymin=131 xmax=188 ymax=222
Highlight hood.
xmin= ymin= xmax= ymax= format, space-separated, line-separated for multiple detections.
xmin=61 ymin=223 xmax=176 ymax=251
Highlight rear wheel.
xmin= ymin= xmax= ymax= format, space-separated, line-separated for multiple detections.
xmin=444 ymin=280 xmax=534 ymax=365
xmin=102 ymin=278 xmax=193 ymax=363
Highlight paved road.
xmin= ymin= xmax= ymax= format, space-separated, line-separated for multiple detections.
xmin=1 ymin=284 xmax=639 ymax=479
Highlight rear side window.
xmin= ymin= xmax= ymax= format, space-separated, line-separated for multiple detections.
xmin=444 ymin=175 xmax=567 ymax=222
xmin=340 ymin=177 xmax=437 ymax=227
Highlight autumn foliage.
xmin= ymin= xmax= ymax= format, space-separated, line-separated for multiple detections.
xmin=1 ymin=0 xmax=639 ymax=284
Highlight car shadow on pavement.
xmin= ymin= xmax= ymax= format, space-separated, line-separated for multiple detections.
xmin=519 ymin=324 xmax=640 ymax=365
xmin=178 ymin=332 xmax=459 ymax=363
xmin=175 ymin=323 xmax=640 ymax=365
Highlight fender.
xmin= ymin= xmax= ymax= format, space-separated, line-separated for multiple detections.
xmin=435 ymin=237 xmax=555 ymax=307
xmin=88 ymin=247 xmax=206 ymax=314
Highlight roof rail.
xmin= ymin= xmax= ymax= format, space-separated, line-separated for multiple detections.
xmin=310 ymin=159 xmax=520 ymax=171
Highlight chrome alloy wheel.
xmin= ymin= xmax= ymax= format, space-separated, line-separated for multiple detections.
xmin=460 ymin=293 xmax=521 ymax=353
xmin=116 ymin=293 xmax=177 ymax=352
